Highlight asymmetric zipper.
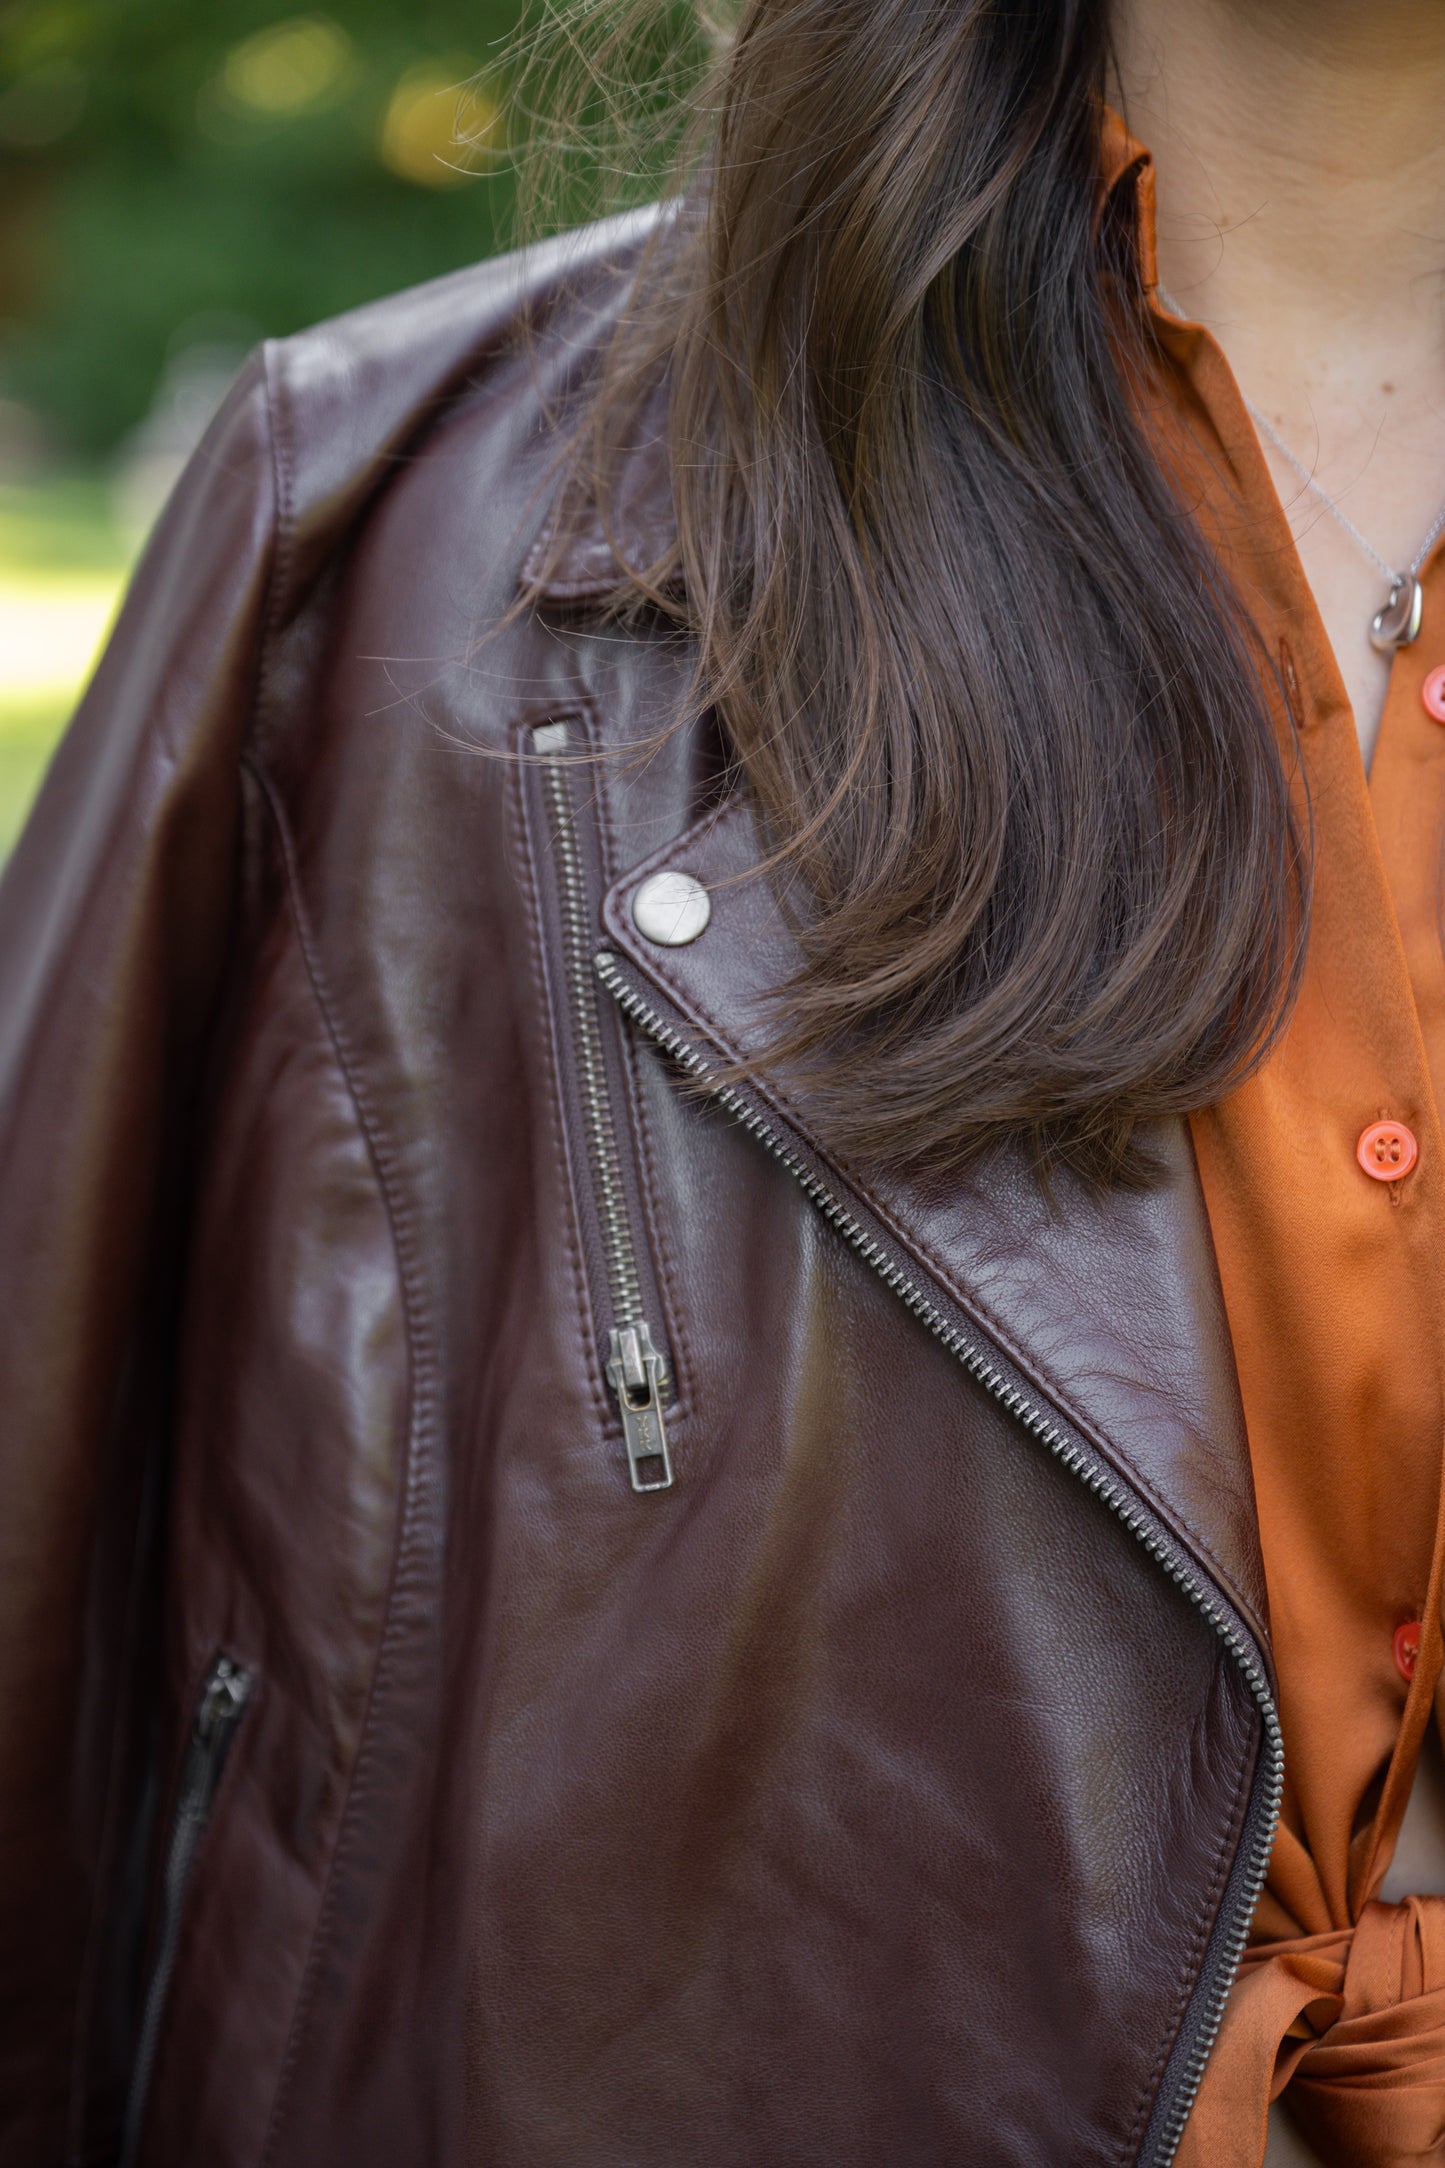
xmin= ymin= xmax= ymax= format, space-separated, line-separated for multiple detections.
xmin=593 ymin=947 xmax=1281 ymax=2166
xmin=532 ymin=724 xmax=674 ymax=1491
xmin=118 ymin=1653 xmax=254 ymax=2168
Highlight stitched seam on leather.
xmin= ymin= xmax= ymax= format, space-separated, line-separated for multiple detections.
xmin=1120 ymin=1659 xmax=1256 ymax=2164
xmin=511 ymin=718 xmax=612 ymax=1422
xmin=528 ymin=700 xmax=693 ymax=1429
xmin=582 ymin=710 xmax=692 ymax=1426
xmin=605 ymin=819 xmax=1254 ymax=1621
xmin=606 ymin=792 xmax=736 ymax=892
xmin=620 ymin=1004 xmax=695 ymax=1426
xmin=244 ymin=757 xmax=436 ymax=2168
xmin=64 ymin=362 xmax=286 ymax=2168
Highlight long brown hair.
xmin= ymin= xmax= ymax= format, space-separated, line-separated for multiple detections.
xmin=515 ymin=0 xmax=1306 ymax=1186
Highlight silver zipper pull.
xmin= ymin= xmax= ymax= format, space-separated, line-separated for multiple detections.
xmin=605 ymin=1319 xmax=674 ymax=1492
xmin=195 ymin=1655 xmax=251 ymax=1742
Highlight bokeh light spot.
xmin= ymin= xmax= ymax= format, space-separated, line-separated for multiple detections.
xmin=221 ymin=17 xmax=354 ymax=118
xmin=379 ymin=64 xmax=500 ymax=188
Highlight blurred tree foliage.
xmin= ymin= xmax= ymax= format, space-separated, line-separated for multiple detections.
xmin=0 ymin=0 xmax=531 ymax=456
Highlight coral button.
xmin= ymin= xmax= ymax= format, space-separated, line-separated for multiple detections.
xmin=1357 ymin=1121 xmax=1418 ymax=1181
xmin=1423 ymin=666 xmax=1445 ymax=723
xmin=1395 ymin=1621 xmax=1422 ymax=1682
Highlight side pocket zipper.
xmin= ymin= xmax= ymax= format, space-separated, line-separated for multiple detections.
xmin=531 ymin=720 xmax=675 ymax=1492
xmin=118 ymin=1653 xmax=253 ymax=2168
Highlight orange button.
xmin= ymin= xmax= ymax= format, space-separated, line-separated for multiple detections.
xmin=1423 ymin=666 xmax=1445 ymax=723
xmin=1395 ymin=1621 xmax=1422 ymax=1682
xmin=1357 ymin=1120 xmax=1418 ymax=1181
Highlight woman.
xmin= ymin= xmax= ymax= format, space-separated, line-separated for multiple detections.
xmin=1 ymin=0 xmax=1441 ymax=2161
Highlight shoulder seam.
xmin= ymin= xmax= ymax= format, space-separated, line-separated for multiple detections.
xmin=239 ymin=753 xmax=439 ymax=2168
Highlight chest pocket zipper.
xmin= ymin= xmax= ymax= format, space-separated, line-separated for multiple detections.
xmin=118 ymin=1653 xmax=253 ymax=2168
xmin=528 ymin=720 xmax=676 ymax=1493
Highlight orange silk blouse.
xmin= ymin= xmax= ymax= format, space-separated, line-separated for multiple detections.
xmin=1102 ymin=120 xmax=1445 ymax=2166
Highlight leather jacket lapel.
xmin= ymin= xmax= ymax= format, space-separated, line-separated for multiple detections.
xmin=600 ymin=794 xmax=1270 ymax=1655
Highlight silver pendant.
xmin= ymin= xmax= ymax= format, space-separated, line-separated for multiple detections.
xmin=1369 ymin=573 xmax=1424 ymax=652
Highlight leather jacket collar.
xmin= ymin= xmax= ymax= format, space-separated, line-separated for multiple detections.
xmin=601 ymin=795 xmax=1269 ymax=1653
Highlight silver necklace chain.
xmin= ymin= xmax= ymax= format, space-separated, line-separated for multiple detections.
xmin=1154 ymin=282 xmax=1445 ymax=650
xmin=1242 ymin=399 xmax=1445 ymax=587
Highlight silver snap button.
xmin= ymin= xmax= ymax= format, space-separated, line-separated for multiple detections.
xmin=631 ymin=869 xmax=711 ymax=946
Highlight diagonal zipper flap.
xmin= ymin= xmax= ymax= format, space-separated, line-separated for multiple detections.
xmin=600 ymin=794 xmax=1271 ymax=1656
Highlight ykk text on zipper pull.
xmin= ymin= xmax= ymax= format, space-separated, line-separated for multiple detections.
xmin=606 ymin=1319 xmax=673 ymax=1491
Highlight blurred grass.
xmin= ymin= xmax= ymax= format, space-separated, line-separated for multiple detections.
xmin=0 ymin=475 xmax=131 ymax=853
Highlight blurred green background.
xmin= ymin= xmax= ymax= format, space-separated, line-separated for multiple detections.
xmin=0 ymin=0 xmax=531 ymax=852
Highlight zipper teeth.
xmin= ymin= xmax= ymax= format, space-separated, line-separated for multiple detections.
xmin=120 ymin=1657 xmax=253 ymax=2168
xmin=593 ymin=947 xmax=1281 ymax=2166
xmin=123 ymin=1805 xmax=206 ymax=2160
xmin=540 ymin=749 xmax=647 ymax=1327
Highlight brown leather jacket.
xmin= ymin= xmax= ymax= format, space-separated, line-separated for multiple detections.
xmin=0 ymin=216 xmax=1277 ymax=2168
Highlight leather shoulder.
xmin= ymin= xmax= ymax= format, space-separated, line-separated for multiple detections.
xmin=259 ymin=207 xmax=666 ymax=612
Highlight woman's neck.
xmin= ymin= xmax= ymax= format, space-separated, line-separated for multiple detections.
xmin=1110 ymin=0 xmax=1445 ymax=761
xmin=1110 ymin=0 xmax=1445 ymax=345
